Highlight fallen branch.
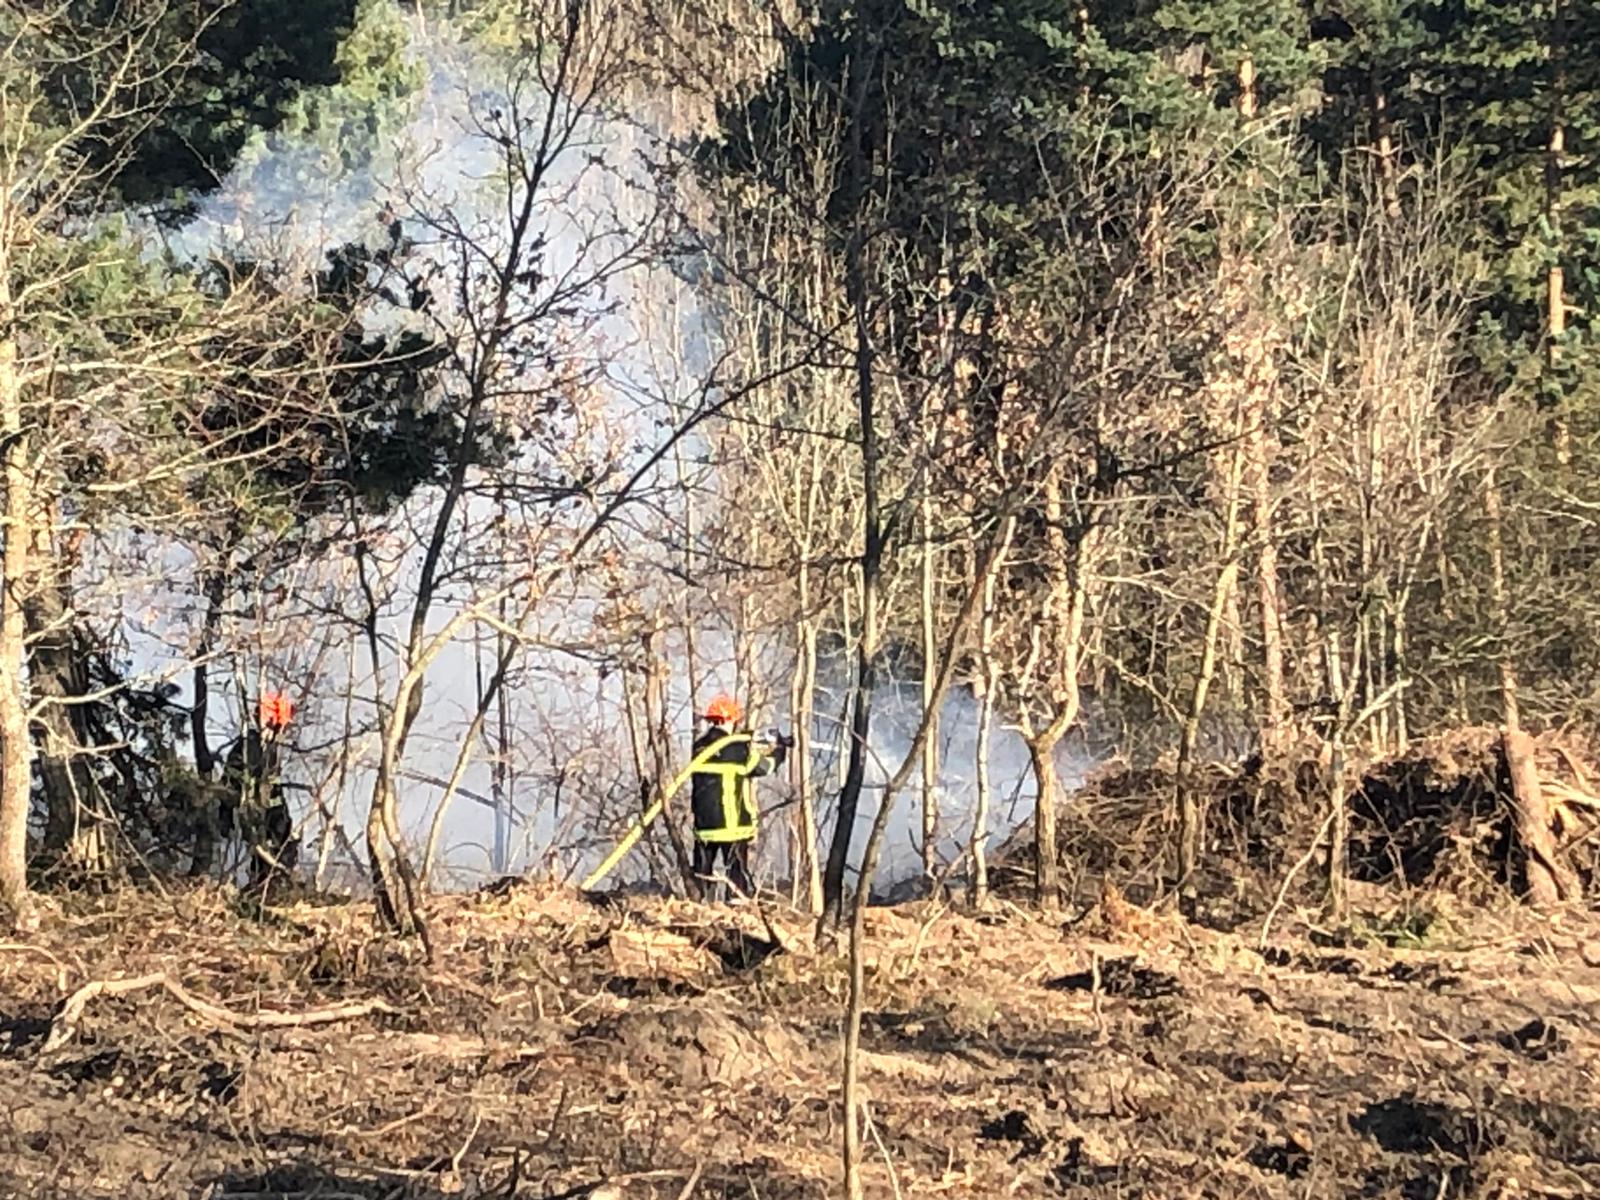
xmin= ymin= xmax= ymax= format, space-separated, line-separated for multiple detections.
xmin=42 ymin=972 xmax=398 ymax=1054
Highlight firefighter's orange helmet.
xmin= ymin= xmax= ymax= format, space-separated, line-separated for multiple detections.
xmin=259 ymin=691 xmax=296 ymax=729
xmin=702 ymin=694 xmax=742 ymax=725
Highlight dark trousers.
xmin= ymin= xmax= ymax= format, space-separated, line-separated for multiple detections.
xmin=692 ymin=839 xmax=754 ymax=899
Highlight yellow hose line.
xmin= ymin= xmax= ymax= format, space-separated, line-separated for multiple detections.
xmin=580 ymin=733 xmax=749 ymax=891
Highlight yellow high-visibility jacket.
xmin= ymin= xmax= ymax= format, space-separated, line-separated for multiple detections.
xmin=689 ymin=727 xmax=778 ymax=843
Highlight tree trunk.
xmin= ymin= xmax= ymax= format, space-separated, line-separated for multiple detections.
xmin=365 ymin=781 xmax=405 ymax=928
xmin=644 ymin=619 xmax=696 ymax=892
xmin=1176 ymin=443 xmax=1245 ymax=891
xmin=969 ymin=516 xmax=1013 ymax=909
xmin=823 ymin=149 xmax=882 ymax=927
xmin=1023 ymin=470 xmax=1094 ymax=913
xmin=187 ymin=566 xmax=228 ymax=876
xmin=838 ymin=516 xmax=1004 ymax=1200
xmin=1176 ymin=561 xmax=1241 ymax=891
xmin=316 ymin=639 xmax=360 ymax=891
xmin=1326 ymin=717 xmax=1350 ymax=918
xmin=1370 ymin=68 xmax=1401 ymax=219
xmin=790 ymin=602 xmax=823 ymax=914
xmin=1483 ymin=464 xmax=1521 ymax=729
xmin=1390 ymin=595 xmax=1410 ymax=753
xmin=1028 ymin=734 xmax=1062 ymax=910
xmin=0 ymin=230 xmax=37 ymax=927
xmin=1482 ymin=466 xmax=1571 ymax=905
xmin=1246 ymin=413 xmax=1288 ymax=751
xmin=25 ymin=549 xmax=105 ymax=867
xmin=972 ymin=677 xmax=996 ymax=909
xmin=919 ymin=495 xmax=939 ymax=882
xmin=1547 ymin=0 xmax=1570 ymax=463
xmin=1434 ymin=535 xmax=1470 ymax=724
xmin=618 ymin=661 xmax=672 ymax=886
xmin=1503 ymin=728 xmax=1577 ymax=905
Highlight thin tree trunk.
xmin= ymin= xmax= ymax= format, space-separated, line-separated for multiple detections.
xmin=835 ymin=585 xmax=855 ymax=789
xmin=188 ymin=565 xmax=227 ymax=876
xmin=1484 ymin=465 xmax=1520 ymax=731
xmin=825 ymin=10 xmax=884 ymax=936
xmin=1484 ymin=465 xmax=1574 ymax=905
xmin=1308 ymin=481 xmax=1352 ymax=912
xmin=1390 ymin=595 xmax=1410 ymax=753
xmin=919 ymin=492 xmax=939 ymax=882
xmin=26 ymin=545 xmax=103 ymax=868
xmin=354 ymin=542 xmax=424 ymax=942
xmin=1548 ymin=0 xmax=1570 ymax=463
xmin=972 ymin=679 xmax=996 ymax=909
xmin=840 ymin=518 xmax=1007 ymax=1200
xmin=1176 ymin=444 xmax=1245 ymax=891
xmin=1223 ymin=584 xmax=1245 ymax=714
xmin=1029 ymin=734 xmax=1063 ymax=910
xmin=823 ymin=173 xmax=882 ymax=928
xmin=1370 ymin=67 xmax=1401 ymax=220
xmin=1323 ymin=612 xmax=1366 ymax=919
xmin=317 ymin=638 xmax=359 ymax=890
xmin=365 ymin=784 xmax=401 ymax=924
xmin=0 ymin=224 xmax=37 ymax=927
xmin=1326 ymin=663 xmax=1350 ymax=919
xmin=1246 ymin=414 xmax=1288 ymax=751
xmin=364 ymin=17 xmax=585 ymax=935
xmin=644 ymin=618 xmax=696 ymax=892
xmin=618 ymin=660 xmax=670 ymax=885
xmin=1434 ymin=534 xmax=1469 ymax=724
xmin=490 ymin=493 xmax=513 ymax=876
xmin=790 ymin=564 xmax=823 ymax=914
xmin=1024 ymin=471 xmax=1094 ymax=913
xmin=969 ymin=515 xmax=1013 ymax=909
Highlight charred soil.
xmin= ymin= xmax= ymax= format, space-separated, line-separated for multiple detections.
xmin=4 ymin=880 xmax=1600 ymax=1198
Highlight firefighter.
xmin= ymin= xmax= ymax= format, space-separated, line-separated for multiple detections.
xmin=223 ymin=690 xmax=299 ymax=889
xmin=689 ymin=695 xmax=788 ymax=900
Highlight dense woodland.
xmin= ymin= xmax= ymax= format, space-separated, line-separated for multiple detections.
xmin=2 ymin=0 xmax=1599 ymax=942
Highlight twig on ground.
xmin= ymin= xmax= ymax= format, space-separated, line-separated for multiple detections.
xmin=861 ymin=1102 xmax=903 ymax=1200
xmin=674 ymin=1163 xmax=704 ymax=1200
xmin=343 ymin=1100 xmax=442 ymax=1140
xmin=452 ymin=1113 xmax=483 ymax=1174
xmin=41 ymin=972 xmax=398 ymax=1054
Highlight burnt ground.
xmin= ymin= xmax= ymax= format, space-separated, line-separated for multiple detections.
xmin=2 ymin=882 xmax=1599 ymax=1199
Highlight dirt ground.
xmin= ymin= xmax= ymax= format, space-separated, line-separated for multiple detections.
xmin=3 ymin=881 xmax=1599 ymax=1199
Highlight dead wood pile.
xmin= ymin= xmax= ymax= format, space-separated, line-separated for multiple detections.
xmin=1347 ymin=727 xmax=1600 ymax=901
xmin=994 ymin=726 xmax=1600 ymax=908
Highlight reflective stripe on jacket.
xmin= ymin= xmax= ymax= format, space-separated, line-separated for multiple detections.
xmin=689 ymin=727 xmax=773 ymax=843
